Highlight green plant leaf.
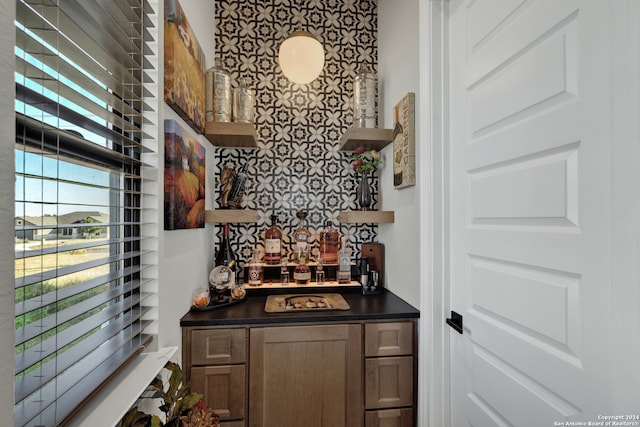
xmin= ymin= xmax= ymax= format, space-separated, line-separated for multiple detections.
xmin=150 ymin=415 xmax=163 ymax=427
xmin=150 ymin=376 xmax=163 ymax=391
xmin=180 ymin=392 xmax=204 ymax=413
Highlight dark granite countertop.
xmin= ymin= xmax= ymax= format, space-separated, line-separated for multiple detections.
xmin=180 ymin=289 xmax=420 ymax=327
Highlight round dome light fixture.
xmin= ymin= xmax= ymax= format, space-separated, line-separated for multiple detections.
xmin=278 ymin=30 xmax=325 ymax=84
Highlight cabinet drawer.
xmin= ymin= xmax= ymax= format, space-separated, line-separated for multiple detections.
xmin=191 ymin=328 xmax=247 ymax=365
xmin=365 ymin=322 xmax=414 ymax=357
xmin=221 ymin=421 xmax=246 ymax=427
xmin=191 ymin=365 xmax=246 ymax=421
xmin=365 ymin=408 xmax=414 ymax=427
xmin=365 ymin=356 xmax=413 ymax=409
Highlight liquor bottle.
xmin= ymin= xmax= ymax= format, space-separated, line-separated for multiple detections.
xmin=293 ymin=248 xmax=311 ymax=285
xmin=318 ymin=220 xmax=339 ymax=264
xmin=215 ymin=223 xmax=237 ymax=272
xmin=293 ymin=210 xmax=310 ymax=263
xmin=264 ymin=214 xmax=282 ymax=265
xmin=248 ymin=250 xmax=263 ymax=286
xmin=338 ymin=236 xmax=352 ymax=284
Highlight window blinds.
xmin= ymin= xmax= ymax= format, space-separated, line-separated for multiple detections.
xmin=14 ymin=1 xmax=156 ymax=425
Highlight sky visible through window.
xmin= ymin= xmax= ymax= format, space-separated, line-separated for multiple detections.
xmin=15 ymin=22 xmax=112 ymax=218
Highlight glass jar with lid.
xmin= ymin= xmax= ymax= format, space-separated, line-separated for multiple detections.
xmin=205 ymin=56 xmax=232 ymax=122
xmin=353 ymin=64 xmax=376 ymax=128
xmin=233 ymin=77 xmax=255 ymax=123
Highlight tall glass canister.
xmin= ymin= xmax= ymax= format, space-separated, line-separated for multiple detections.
xmin=205 ymin=56 xmax=232 ymax=122
xmin=353 ymin=64 xmax=376 ymax=128
xmin=233 ymin=77 xmax=255 ymax=123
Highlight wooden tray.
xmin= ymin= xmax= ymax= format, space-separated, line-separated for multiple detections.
xmin=264 ymin=293 xmax=351 ymax=313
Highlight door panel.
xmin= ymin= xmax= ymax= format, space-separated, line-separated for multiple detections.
xmin=449 ymin=0 xmax=614 ymax=425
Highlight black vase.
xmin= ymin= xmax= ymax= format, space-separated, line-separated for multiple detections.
xmin=356 ymin=171 xmax=372 ymax=211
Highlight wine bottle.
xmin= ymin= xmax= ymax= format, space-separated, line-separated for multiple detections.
xmin=264 ymin=214 xmax=282 ymax=265
xmin=229 ymin=162 xmax=249 ymax=203
xmin=215 ymin=223 xmax=237 ymax=272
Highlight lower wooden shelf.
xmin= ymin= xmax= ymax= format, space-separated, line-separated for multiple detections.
xmin=204 ymin=209 xmax=258 ymax=223
xmin=338 ymin=210 xmax=395 ymax=224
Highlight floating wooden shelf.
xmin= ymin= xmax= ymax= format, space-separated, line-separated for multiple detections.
xmin=337 ymin=210 xmax=395 ymax=224
xmin=204 ymin=121 xmax=258 ymax=148
xmin=204 ymin=209 xmax=259 ymax=223
xmin=338 ymin=127 xmax=393 ymax=152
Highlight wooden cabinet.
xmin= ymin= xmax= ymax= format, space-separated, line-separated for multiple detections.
xmin=365 ymin=408 xmax=414 ymax=427
xmin=184 ymin=328 xmax=248 ymax=426
xmin=182 ymin=319 xmax=416 ymax=427
xmin=249 ymin=324 xmax=363 ymax=427
xmin=364 ymin=322 xmax=416 ymax=422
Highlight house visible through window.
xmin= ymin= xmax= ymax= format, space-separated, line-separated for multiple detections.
xmin=14 ymin=1 xmax=156 ymax=425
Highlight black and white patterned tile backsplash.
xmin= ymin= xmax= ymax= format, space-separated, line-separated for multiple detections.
xmin=214 ymin=0 xmax=379 ymax=264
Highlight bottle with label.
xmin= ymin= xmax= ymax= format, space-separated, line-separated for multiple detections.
xmin=318 ymin=220 xmax=339 ymax=264
xmin=293 ymin=210 xmax=310 ymax=263
xmin=293 ymin=248 xmax=311 ymax=285
xmin=264 ymin=214 xmax=282 ymax=265
xmin=338 ymin=236 xmax=352 ymax=284
xmin=215 ymin=223 xmax=237 ymax=272
xmin=248 ymin=250 xmax=263 ymax=286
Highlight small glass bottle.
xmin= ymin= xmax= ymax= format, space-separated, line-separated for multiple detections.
xmin=280 ymin=260 xmax=289 ymax=285
xmin=264 ymin=214 xmax=283 ymax=265
xmin=315 ymin=260 xmax=325 ymax=285
xmin=248 ymin=250 xmax=263 ymax=286
xmin=353 ymin=64 xmax=376 ymax=128
xmin=205 ymin=56 xmax=232 ymax=122
xmin=318 ymin=220 xmax=339 ymax=264
xmin=233 ymin=77 xmax=255 ymax=123
xmin=293 ymin=210 xmax=310 ymax=263
xmin=293 ymin=248 xmax=311 ymax=285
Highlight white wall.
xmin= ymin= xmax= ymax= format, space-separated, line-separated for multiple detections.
xmin=0 ymin=0 xmax=16 ymax=419
xmin=155 ymin=0 xmax=217 ymax=356
xmin=377 ymin=0 xmax=421 ymax=307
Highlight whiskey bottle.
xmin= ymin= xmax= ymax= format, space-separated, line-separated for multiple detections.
xmin=293 ymin=210 xmax=310 ymax=263
xmin=293 ymin=248 xmax=311 ymax=285
xmin=264 ymin=214 xmax=282 ymax=265
xmin=318 ymin=220 xmax=339 ymax=264
xmin=338 ymin=236 xmax=352 ymax=284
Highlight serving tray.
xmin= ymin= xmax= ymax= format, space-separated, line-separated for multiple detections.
xmin=264 ymin=293 xmax=351 ymax=313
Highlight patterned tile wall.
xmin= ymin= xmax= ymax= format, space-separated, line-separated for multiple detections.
xmin=214 ymin=0 xmax=379 ymax=266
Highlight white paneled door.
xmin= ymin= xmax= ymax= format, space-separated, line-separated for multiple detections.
xmin=447 ymin=0 xmax=634 ymax=425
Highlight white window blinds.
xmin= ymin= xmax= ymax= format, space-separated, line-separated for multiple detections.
xmin=14 ymin=1 xmax=156 ymax=425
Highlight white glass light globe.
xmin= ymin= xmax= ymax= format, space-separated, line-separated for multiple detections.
xmin=278 ymin=31 xmax=325 ymax=84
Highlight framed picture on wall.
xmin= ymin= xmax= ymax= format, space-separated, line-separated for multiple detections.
xmin=393 ymin=92 xmax=416 ymax=189
xmin=164 ymin=119 xmax=206 ymax=230
xmin=164 ymin=0 xmax=206 ymax=132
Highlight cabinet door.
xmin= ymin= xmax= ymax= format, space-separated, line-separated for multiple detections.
xmin=365 ymin=408 xmax=414 ymax=427
xmin=191 ymin=328 xmax=247 ymax=365
xmin=191 ymin=365 xmax=246 ymax=421
xmin=365 ymin=356 xmax=413 ymax=409
xmin=249 ymin=324 xmax=363 ymax=427
xmin=365 ymin=322 xmax=414 ymax=357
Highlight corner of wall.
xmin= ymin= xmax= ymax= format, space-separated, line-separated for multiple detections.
xmin=377 ymin=0 xmax=421 ymax=308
